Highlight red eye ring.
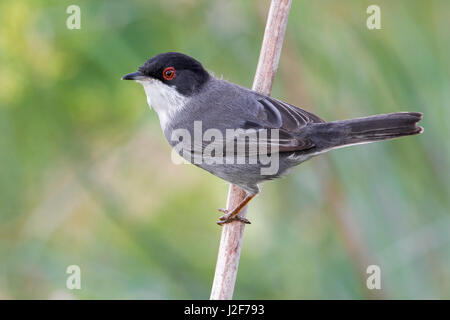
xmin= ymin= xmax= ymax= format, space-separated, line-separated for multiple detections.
xmin=163 ymin=67 xmax=176 ymax=80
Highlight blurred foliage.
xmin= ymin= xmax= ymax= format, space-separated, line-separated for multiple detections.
xmin=0 ymin=0 xmax=449 ymax=299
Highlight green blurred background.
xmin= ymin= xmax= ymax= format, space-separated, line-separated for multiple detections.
xmin=0 ymin=0 xmax=449 ymax=299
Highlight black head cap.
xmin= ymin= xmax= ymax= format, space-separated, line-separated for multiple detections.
xmin=124 ymin=52 xmax=210 ymax=96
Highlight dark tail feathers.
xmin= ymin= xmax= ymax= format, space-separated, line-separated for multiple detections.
xmin=309 ymin=112 xmax=423 ymax=150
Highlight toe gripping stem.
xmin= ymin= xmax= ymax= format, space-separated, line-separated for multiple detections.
xmin=217 ymin=193 xmax=255 ymax=225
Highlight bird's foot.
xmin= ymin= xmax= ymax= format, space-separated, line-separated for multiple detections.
xmin=217 ymin=208 xmax=251 ymax=225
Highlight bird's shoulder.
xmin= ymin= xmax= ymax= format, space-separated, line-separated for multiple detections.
xmin=190 ymin=77 xmax=325 ymax=131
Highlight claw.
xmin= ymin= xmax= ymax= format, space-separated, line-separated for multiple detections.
xmin=217 ymin=215 xmax=251 ymax=225
xmin=235 ymin=216 xmax=251 ymax=224
xmin=216 ymin=193 xmax=256 ymax=226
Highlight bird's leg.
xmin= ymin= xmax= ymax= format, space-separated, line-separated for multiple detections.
xmin=217 ymin=193 xmax=256 ymax=225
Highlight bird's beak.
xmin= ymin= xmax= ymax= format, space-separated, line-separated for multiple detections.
xmin=122 ymin=71 xmax=148 ymax=80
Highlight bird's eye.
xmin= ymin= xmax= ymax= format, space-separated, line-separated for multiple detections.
xmin=163 ymin=67 xmax=176 ymax=80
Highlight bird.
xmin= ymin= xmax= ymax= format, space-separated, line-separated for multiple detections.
xmin=122 ymin=52 xmax=423 ymax=225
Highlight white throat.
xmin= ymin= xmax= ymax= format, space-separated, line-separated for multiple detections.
xmin=138 ymin=79 xmax=188 ymax=130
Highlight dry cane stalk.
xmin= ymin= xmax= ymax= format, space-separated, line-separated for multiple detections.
xmin=210 ymin=0 xmax=292 ymax=300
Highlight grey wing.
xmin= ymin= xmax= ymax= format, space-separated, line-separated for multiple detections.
xmin=192 ymin=95 xmax=325 ymax=156
xmin=239 ymin=95 xmax=325 ymax=152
